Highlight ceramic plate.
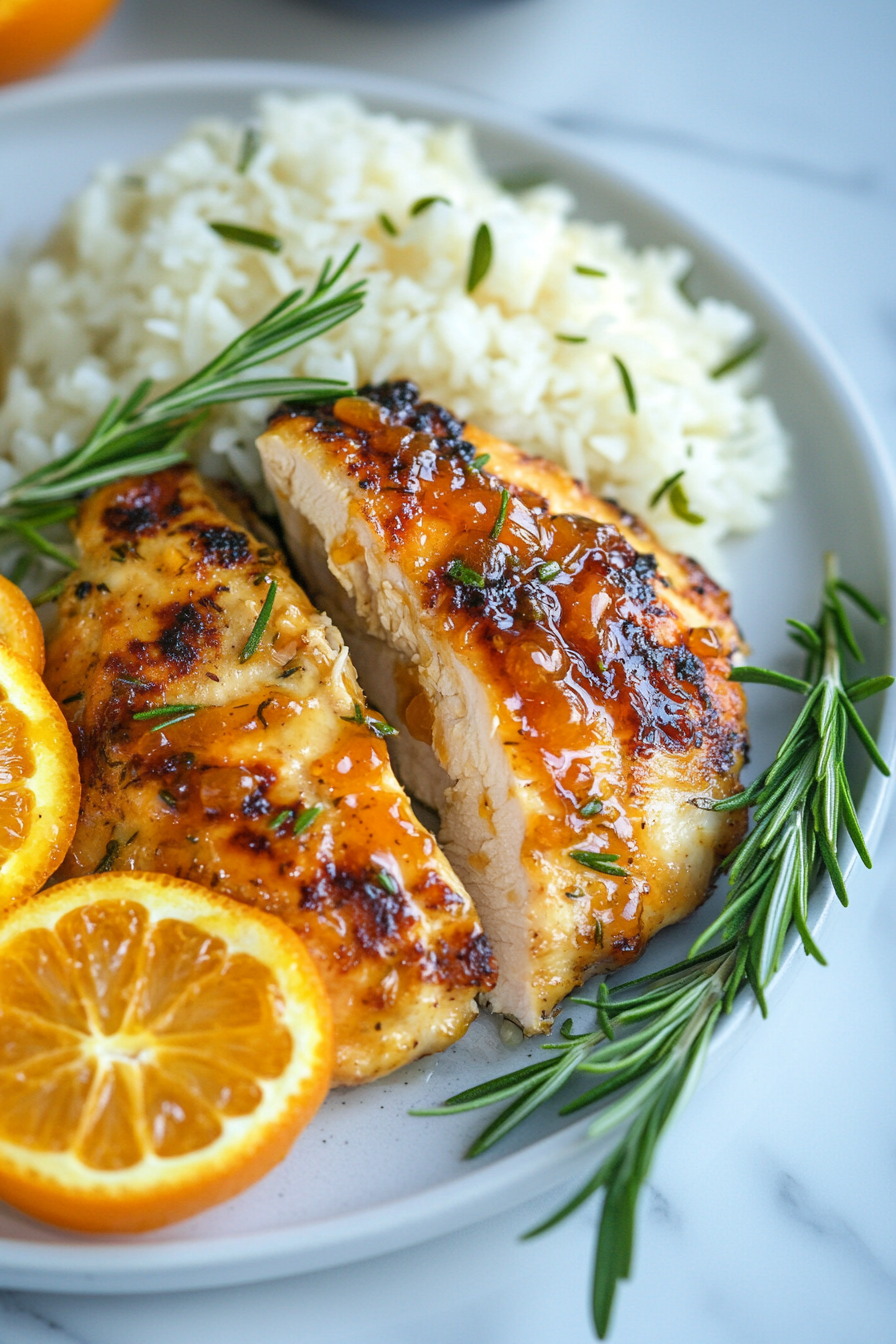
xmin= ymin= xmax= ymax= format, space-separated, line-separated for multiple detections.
xmin=0 ymin=60 xmax=893 ymax=1294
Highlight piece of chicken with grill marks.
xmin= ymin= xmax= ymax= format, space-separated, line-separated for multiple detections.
xmin=258 ymin=381 xmax=749 ymax=1034
xmin=45 ymin=465 xmax=497 ymax=1085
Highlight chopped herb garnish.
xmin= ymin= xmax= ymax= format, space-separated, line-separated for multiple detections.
xmin=31 ymin=576 xmax=68 ymax=607
xmin=379 ymin=213 xmax=399 ymax=237
xmin=269 ymin=810 xmax=292 ymax=831
xmin=556 ymin=333 xmax=587 ymax=344
xmin=158 ymin=790 xmax=178 ymax=810
xmin=470 ymin=453 xmax=490 ymax=471
xmin=574 ymin=264 xmax=607 ymax=278
xmin=209 ymin=221 xmax=283 ymax=253
xmin=240 ymin=580 xmax=277 ymax=663
xmin=95 ymin=840 xmax=120 ymax=873
xmin=410 ymin=195 xmax=450 ymax=216
xmin=649 ymin=469 xmax=684 ymax=509
xmin=594 ymin=918 xmax=604 ymax=946
xmin=490 ymin=488 xmax=510 ymax=541
xmin=116 ymin=675 xmax=153 ymax=689
xmin=447 ymin=558 xmax=486 ymax=589
xmin=538 ymin=561 xmax=561 ymax=582
xmin=367 ymin=715 xmax=398 ymax=738
xmin=565 ymin=889 xmax=586 ymax=899
xmin=62 ymin=692 xmax=84 ymax=704
xmin=341 ymin=701 xmax=398 ymax=737
xmin=376 ymin=870 xmax=398 ymax=895
xmin=499 ymin=168 xmax=551 ymax=192
xmin=279 ymin=665 xmax=300 ymax=679
xmin=650 ymin=468 xmax=704 ymax=524
xmin=579 ymin=799 xmax=603 ymax=817
xmin=133 ymin=704 xmax=203 ymax=720
xmin=613 ymin=355 xmax=637 ymax=413
xmin=237 ymin=126 xmax=260 ymax=173
xmin=570 ymin=849 xmax=628 ymax=878
xmin=467 ymin=223 xmax=493 ymax=293
xmin=257 ymin=698 xmax=273 ymax=728
xmin=293 ymin=804 xmax=324 ymax=836
xmin=668 ymin=481 xmax=705 ymax=526
xmin=710 ymin=333 xmax=766 ymax=379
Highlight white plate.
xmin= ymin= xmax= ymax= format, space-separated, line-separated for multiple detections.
xmin=0 ymin=60 xmax=894 ymax=1295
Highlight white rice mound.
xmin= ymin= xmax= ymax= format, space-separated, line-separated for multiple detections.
xmin=0 ymin=93 xmax=787 ymax=570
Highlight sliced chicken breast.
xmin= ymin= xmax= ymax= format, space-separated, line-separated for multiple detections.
xmin=45 ymin=465 xmax=496 ymax=1084
xmin=258 ymin=382 xmax=748 ymax=1033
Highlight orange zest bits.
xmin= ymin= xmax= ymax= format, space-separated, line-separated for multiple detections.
xmin=0 ymin=574 xmax=45 ymax=674
xmin=0 ymin=873 xmax=333 ymax=1232
xmin=0 ymin=642 xmax=78 ymax=908
xmin=0 ymin=0 xmax=119 ymax=85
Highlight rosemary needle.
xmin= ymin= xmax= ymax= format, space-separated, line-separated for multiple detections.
xmin=710 ymin=333 xmax=766 ymax=379
xmin=209 ymin=221 xmax=283 ymax=253
xmin=467 ymin=223 xmax=492 ymax=293
xmin=236 ymin=127 xmax=260 ymax=174
xmin=379 ymin=213 xmax=399 ymax=237
xmin=410 ymin=195 xmax=450 ymax=216
xmin=293 ymin=804 xmax=324 ymax=836
xmin=613 ymin=355 xmax=637 ymax=414
xmin=239 ymin=580 xmax=277 ymax=662
xmin=490 ymin=488 xmax=510 ymax=541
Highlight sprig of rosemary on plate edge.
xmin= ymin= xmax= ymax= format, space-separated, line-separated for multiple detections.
xmin=0 ymin=247 xmax=365 ymax=587
xmin=413 ymin=553 xmax=892 ymax=1338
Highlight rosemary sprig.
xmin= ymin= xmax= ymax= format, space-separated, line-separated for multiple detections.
xmin=0 ymin=250 xmax=366 ymax=569
xmin=415 ymin=555 xmax=891 ymax=1337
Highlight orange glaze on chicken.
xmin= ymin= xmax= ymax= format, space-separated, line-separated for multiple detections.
xmin=258 ymin=383 xmax=748 ymax=1032
xmin=45 ymin=466 xmax=496 ymax=1084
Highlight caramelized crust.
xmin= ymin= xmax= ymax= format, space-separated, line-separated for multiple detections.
xmin=259 ymin=382 xmax=748 ymax=1031
xmin=45 ymin=466 xmax=496 ymax=1084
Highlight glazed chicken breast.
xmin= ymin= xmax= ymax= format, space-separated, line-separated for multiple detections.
xmin=45 ymin=466 xmax=496 ymax=1084
xmin=258 ymin=382 xmax=748 ymax=1034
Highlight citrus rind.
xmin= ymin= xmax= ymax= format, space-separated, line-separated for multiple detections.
xmin=0 ymin=872 xmax=333 ymax=1232
xmin=0 ymin=642 xmax=79 ymax=908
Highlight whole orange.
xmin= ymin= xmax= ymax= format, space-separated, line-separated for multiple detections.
xmin=0 ymin=0 xmax=119 ymax=84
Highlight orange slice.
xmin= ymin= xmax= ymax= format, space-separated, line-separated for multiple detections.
xmin=0 ymin=872 xmax=333 ymax=1232
xmin=0 ymin=574 xmax=45 ymax=674
xmin=0 ymin=642 xmax=78 ymax=908
xmin=0 ymin=0 xmax=120 ymax=84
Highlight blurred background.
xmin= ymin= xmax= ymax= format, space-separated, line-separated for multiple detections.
xmin=1 ymin=3 xmax=895 ymax=1342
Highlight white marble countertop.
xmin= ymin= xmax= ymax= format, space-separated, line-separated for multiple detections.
xmin=3 ymin=2 xmax=895 ymax=1340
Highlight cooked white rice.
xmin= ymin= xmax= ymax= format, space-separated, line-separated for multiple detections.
xmin=0 ymin=93 xmax=787 ymax=570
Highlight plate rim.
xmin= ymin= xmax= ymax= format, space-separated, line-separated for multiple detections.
xmin=1 ymin=56 xmax=894 ymax=1292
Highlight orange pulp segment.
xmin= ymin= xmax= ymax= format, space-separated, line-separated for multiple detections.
xmin=0 ymin=872 xmax=333 ymax=1232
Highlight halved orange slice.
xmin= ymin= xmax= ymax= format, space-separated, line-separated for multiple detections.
xmin=0 ymin=574 xmax=45 ymax=674
xmin=0 ymin=642 xmax=78 ymax=908
xmin=0 ymin=872 xmax=333 ymax=1232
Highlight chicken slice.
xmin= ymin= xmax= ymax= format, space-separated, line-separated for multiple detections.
xmin=45 ymin=466 xmax=496 ymax=1085
xmin=258 ymin=382 xmax=748 ymax=1033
